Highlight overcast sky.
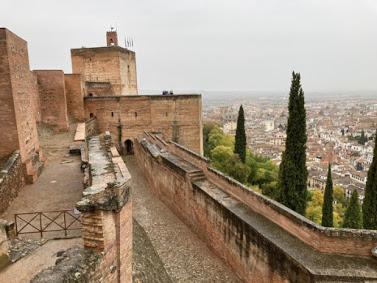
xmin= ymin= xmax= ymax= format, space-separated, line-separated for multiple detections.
xmin=2 ymin=0 xmax=377 ymax=92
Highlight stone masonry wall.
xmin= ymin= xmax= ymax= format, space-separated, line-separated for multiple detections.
xmin=0 ymin=151 xmax=24 ymax=214
xmin=166 ymin=140 xmax=377 ymax=258
xmin=84 ymin=95 xmax=203 ymax=154
xmin=85 ymin=81 xmax=114 ymax=97
xmin=119 ymin=51 xmax=137 ymax=95
xmin=134 ymin=140 xmax=311 ymax=282
xmin=135 ymin=135 xmax=377 ymax=282
xmin=0 ymin=28 xmax=43 ymax=183
xmin=0 ymin=28 xmax=41 ymax=164
xmin=0 ymin=28 xmax=19 ymax=159
xmin=64 ymin=74 xmax=85 ymax=121
xmin=34 ymin=70 xmax=69 ymax=132
xmin=71 ymin=47 xmax=137 ymax=96
xmin=29 ymin=71 xmax=41 ymax=123
xmin=77 ymin=134 xmax=132 ymax=282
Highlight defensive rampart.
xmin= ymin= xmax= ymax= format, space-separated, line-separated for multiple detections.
xmin=134 ymin=133 xmax=377 ymax=282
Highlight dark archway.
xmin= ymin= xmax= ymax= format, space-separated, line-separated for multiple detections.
xmin=125 ymin=139 xmax=134 ymax=155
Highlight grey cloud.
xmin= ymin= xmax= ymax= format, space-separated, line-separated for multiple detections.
xmin=1 ymin=0 xmax=376 ymax=92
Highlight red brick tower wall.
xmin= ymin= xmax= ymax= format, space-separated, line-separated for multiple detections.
xmin=34 ymin=70 xmax=69 ymax=132
xmin=0 ymin=28 xmax=40 ymax=163
xmin=64 ymin=74 xmax=85 ymax=121
xmin=0 ymin=28 xmax=19 ymax=159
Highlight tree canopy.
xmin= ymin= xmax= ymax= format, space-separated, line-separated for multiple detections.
xmin=204 ymin=124 xmax=278 ymax=193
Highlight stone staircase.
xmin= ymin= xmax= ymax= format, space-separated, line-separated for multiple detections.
xmin=188 ymin=170 xmax=206 ymax=182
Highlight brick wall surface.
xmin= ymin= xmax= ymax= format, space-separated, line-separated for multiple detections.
xmin=166 ymin=139 xmax=377 ymax=258
xmin=84 ymin=95 xmax=203 ymax=154
xmin=64 ymin=74 xmax=85 ymax=121
xmin=85 ymin=81 xmax=114 ymax=97
xmin=118 ymin=201 xmax=132 ymax=283
xmin=71 ymin=47 xmax=137 ymax=96
xmin=0 ymin=29 xmax=41 ymax=164
xmin=135 ymin=136 xmax=377 ymax=282
xmin=78 ymin=134 xmax=132 ymax=282
xmin=29 ymin=71 xmax=41 ymax=122
xmin=34 ymin=70 xmax=69 ymax=132
xmin=0 ymin=29 xmax=19 ymax=159
xmin=134 ymin=141 xmax=299 ymax=283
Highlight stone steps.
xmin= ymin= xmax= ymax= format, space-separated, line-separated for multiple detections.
xmin=189 ymin=171 xmax=206 ymax=182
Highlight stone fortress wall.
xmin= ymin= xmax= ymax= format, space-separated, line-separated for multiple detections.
xmin=135 ymin=132 xmax=377 ymax=282
xmin=0 ymin=27 xmax=198 ymax=282
xmin=34 ymin=70 xmax=69 ymax=132
xmin=4 ymin=25 xmax=377 ymax=283
xmin=84 ymin=94 xmax=203 ymax=154
xmin=0 ymin=28 xmax=44 ymax=184
xmin=71 ymin=32 xmax=138 ymax=96
xmin=0 ymin=27 xmax=203 ymax=185
xmin=64 ymin=74 xmax=85 ymax=121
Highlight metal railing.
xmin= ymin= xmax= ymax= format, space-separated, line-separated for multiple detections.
xmin=14 ymin=209 xmax=81 ymax=238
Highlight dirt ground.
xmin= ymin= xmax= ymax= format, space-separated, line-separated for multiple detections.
xmin=0 ymin=238 xmax=82 ymax=283
xmin=0 ymin=123 xmax=83 ymax=237
xmin=0 ymin=123 xmax=84 ymax=282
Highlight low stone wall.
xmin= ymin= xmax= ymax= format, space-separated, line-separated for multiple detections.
xmin=166 ymin=139 xmax=377 ymax=258
xmin=77 ymin=134 xmax=132 ymax=282
xmin=135 ymin=135 xmax=377 ymax=282
xmin=0 ymin=151 xmax=24 ymax=214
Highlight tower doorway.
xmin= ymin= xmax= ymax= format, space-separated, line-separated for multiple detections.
xmin=125 ymin=139 xmax=134 ymax=155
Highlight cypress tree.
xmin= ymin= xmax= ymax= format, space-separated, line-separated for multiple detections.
xmin=359 ymin=129 xmax=367 ymax=145
xmin=322 ymin=163 xmax=333 ymax=227
xmin=234 ymin=105 xmax=246 ymax=163
xmin=279 ymin=72 xmax=308 ymax=214
xmin=362 ymin=130 xmax=377 ymax=229
xmin=344 ymin=190 xmax=362 ymax=229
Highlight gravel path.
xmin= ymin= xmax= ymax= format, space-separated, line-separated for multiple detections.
xmin=133 ymin=219 xmax=172 ymax=283
xmin=127 ymin=156 xmax=240 ymax=283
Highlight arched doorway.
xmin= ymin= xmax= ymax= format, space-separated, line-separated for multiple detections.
xmin=125 ymin=139 xmax=134 ymax=155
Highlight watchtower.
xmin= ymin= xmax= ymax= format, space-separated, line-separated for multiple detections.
xmin=106 ymin=30 xmax=118 ymax=46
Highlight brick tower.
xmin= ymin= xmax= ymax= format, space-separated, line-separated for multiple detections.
xmin=106 ymin=30 xmax=118 ymax=46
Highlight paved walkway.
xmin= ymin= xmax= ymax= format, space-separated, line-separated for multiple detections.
xmin=127 ymin=156 xmax=240 ymax=283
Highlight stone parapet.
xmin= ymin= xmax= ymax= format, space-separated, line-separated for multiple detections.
xmin=76 ymin=133 xmax=132 ymax=282
xmin=135 ymin=133 xmax=377 ymax=282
